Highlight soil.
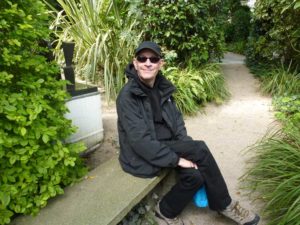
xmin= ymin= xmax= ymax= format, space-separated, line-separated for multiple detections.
xmin=82 ymin=98 xmax=119 ymax=171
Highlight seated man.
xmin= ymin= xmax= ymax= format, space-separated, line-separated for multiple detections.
xmin=116 ymin=41 xmax=260 ymax=225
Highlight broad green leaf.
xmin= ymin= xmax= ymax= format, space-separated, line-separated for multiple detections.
xmin=9 ymin=155 xmax=18 ymax=165
xmin=20 ymin=127 xmax=27 ymax=136
xmin=0 ymin=193 xmax=10 ymax=207
xmin=4 ymin=105 xmax=16 ymax=112
xmin=294 ymin=2 xmax=300 ymax=9
xmin=42 ymin=134 xmax=49 ymax=143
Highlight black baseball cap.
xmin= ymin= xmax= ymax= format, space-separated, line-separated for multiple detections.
xmin=135 ymin=41 xmax=162 ymax=57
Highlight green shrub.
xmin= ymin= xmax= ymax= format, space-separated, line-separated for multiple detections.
xmin=142 ymin=0 xmax=225 ymax=66
xmin=226 ymin=41 xmax=247 ymax=55
xmin=0 ymin=1 xmax=87 ymax=224
xmin=246 ymin=0 xmax=300 ymax=66
xmin=224 ymin=5 xmax=251 ymax=43
xmin=273 ymin=95 xmax=300 ymax=129
xmin=164 ymin=64 xmax=230 ymax=115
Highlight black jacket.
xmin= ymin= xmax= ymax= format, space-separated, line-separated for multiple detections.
xmin=116 ymin=64 xmax=192 ymax=178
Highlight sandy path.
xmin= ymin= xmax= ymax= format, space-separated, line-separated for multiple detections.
xmin=179 ymin=53 xmax=274 ymax=225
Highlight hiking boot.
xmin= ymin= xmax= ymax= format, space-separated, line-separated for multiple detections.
xmin=154 ymin=202 xmax=184 ymax=225
xmin=219 ymin=200 xmax=260 ymax=225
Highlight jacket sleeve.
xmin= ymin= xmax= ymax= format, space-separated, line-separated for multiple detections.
xmin=117 ymin=94 xmax=179 ymax=168
xmin=172 ymin=100 xmax=193 ymax=141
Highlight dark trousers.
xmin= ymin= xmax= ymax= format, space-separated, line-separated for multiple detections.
xmin=159 ymin=140 xmax=232 ymax=218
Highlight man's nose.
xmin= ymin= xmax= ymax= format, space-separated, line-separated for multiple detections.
xmin=145 ymin=58 xmax=152 ymax=65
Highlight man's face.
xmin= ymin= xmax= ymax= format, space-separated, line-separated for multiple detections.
xmin=133 ymin=49 xmax=163 ymax=87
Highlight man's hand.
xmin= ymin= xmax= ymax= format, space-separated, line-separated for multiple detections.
xmin=178 ymin=157 xmax=198 ymax=169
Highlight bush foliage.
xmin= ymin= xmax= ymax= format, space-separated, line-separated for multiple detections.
xmin=0 ymin=1 xmax=87 ymax=224
xmin=246 ymin=0 xmax=300 ymax=66
xmin=142 ymin=0 xmax=225 ymax=66
xmin=223 ymin=0 xmax=251 ymax=54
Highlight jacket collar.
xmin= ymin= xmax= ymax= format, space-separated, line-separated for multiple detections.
xmin=125 ymin=63 xmax=176 ymax=100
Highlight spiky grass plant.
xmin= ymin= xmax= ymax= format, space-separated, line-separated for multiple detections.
xmin=49 ymin=0 xmax=142 ymax=100
xmin=261 ymin=66 xmax=300 ymax=96
xmin=241 ymin=127 xmax=300 ymax=225
xmin=164 ymin=63 xmax=230 ymax=115
xmin=199 ymin=63 xmax=231 ymax=104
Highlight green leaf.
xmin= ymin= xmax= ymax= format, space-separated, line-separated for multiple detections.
xmin=42 ymin=134 xmax=49 ymax=143
xmin=4 ymin=105 xmax=16 ymax=112
xmin=0 ymin=192 xmax=10 ymax=207
xmin=20 ymin=127 xmax=27 ymax=136
xmin=9 ymin=155 xmax=18 ymax=165
xmin=294 ymin=2 xmax=300 ymax=9
xmin=36 ymin=79 xmax=44 ymax=84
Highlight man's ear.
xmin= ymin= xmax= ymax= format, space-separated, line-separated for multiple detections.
xmin=159 ymin=59 xmax=165 ymax=68
xmin=133 ymin=58 xmax=138 ymax=69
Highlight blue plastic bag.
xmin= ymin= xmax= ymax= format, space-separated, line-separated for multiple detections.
xmin=193 ymin=186 xmax=208 ymax=208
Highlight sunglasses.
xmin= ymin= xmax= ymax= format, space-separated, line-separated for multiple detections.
xmin=136 ymin=55 xmax=161 ymax=63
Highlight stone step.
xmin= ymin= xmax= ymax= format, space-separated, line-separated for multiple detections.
xmin=11 ymin=156 xmax=167 ymax=225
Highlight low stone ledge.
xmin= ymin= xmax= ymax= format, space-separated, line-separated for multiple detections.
xmin=11 ymin=156 xmax=168 ymax=225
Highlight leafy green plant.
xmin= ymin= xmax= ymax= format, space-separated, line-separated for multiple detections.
xmin=164 ymin=64 xmax=230 ymax=115
xmin=224 ymin=3 xmax=251 ymax=53
xmin=246 ymin=0 xmax=300 ymax=66
xmin=226 ymin=41 xmax=247 ymax=55
xmin=50 ymin=0 xmax=142 ymax=100
xmin=241 ymin=128 xmax=300 ymax=225
xmin=0 ymin=1 xmax=87 ymax=224
xmin=142 ymin=0 xmax=225 ymax=66
xmin=273 ymin=95 xmax=300 ymax=129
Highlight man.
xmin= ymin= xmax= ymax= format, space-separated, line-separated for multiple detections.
xmin=116 ymin=41 xmax=260 ymax=225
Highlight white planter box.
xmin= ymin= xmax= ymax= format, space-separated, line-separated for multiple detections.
xmin=65 ymin=91 xmax=103 ymax=151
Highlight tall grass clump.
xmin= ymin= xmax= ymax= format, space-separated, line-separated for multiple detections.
xmin=241 ymin=128 xmax=300 ymax=225
xmin=50 ymin=0 xmax=142 ymax=99
xmin=164 ymin=64 xmax=230 ymax=115
xmin=261 ymin=66 xmax=300 ymax=96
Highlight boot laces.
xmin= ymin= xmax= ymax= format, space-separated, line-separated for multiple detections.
xmin=230 ymin=201 xmax=250 ymax=220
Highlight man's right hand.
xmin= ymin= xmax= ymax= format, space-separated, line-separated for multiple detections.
xmin=178 ymin=157 xmax=198 ymax=169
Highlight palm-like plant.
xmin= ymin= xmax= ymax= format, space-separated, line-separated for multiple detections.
xmin=50 ymin=0 xmax=142 ymax=99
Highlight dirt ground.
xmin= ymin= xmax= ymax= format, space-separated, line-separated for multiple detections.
xmin=84 ymin=52 xmax=275 ymax=225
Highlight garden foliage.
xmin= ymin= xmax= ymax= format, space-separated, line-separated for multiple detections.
xmin=242 ymin=127 xmax=300 ymax=225
xmin=223 ymin=0 xmax=251 ymax=54
xmin=164 ymin=64 xmax=230 ymax=115
xmin=273 ymin=95 xmax=300 ymax=129
xmin=243 ymin=35 xmax=300 ymax=225
xmin=260 ymin=66 xmax=300 ymax=96
xmin=51 ymin=0 xmax=142 ymax=100
xmin=246 ymin=0 xmax=300 ymax=66
xmin=142 ymin=0 xmax=225 ymax=66
xmin=0 ymin=1 xmax=87 ymax=224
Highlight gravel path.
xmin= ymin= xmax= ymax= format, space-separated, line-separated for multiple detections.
xmin=178 ymin=52 xmax=274 ymax=225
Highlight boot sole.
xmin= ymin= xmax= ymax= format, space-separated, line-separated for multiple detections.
xmin=244 ymin=214 xmax=260 ymax=225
